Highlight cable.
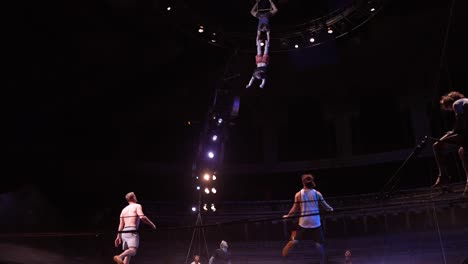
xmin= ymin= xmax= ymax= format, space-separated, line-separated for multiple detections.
xmin=425 ymin=0 xmax=457 ymax=262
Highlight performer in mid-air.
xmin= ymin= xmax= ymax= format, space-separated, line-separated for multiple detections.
xmin=246 ymin=0 xmax=278 ymax=89
xmin=432 ymin=91 xmax=468 ymax=197
xmin=246 ymin=38 xmax=270 ymax=89
xmin=250 ymin=0 xmax=278 ymax=45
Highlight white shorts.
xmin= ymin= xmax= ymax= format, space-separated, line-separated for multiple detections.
xmin=122 ymin=226 xmax=139 ymax=250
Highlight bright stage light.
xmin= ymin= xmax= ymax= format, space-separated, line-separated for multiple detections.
xmin=166 ymin=6 xmax=171 ymax=11
xmin=309 ymin=38 xmax=315 ymax=43
xmin=196 ymin=186 xmax=200 ymax=190
xmin=370 ymin=7 xmax=375 ymax=12
xmin=208 ymin=151 xmax=214 ymax=158
xmin=212 ymin=135 xmax=218 ymax=141
xmin=211 ymin=188 xmax=217 ymax=194
xmin=212 ymin=175 xmax=217 ymax=180
xmin=217 ymin=118 xmax=223 ymax=124
xmin=205 ymin=188 xmax=210 ymax=194
xmin=294 ymin=44 xmax=299 ymax=48
xmin=260 ymin=42 xmax=265 ymax=47
xmin=204 ymin=173 xmax=210 ymax=181
xmin=328 ymin=27 xmax=333 ymax=34
xmin=211 ymin=204 xmax=216 ymax=212
xmin=203 ymin=204 xmax=208 ymax=211
xmin=192 ymin=207 xmax=196 ymax=212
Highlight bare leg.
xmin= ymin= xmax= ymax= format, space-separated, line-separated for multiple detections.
xmin=432 ymin=133 xmax=464 ymax=187
xmin=246 ymin=76 xmax=255 ymax=88
xmin=432 ymin=141 xmax=449 ymax=187
xmin=123 ymin=256 xmax=132 ymax=264
xmin=119 ymin=248 xmax=137 ymax=263
xmin=458 ymin=147 xmax=468 ymax=197
xmin=259 ymin=78 xmax=266 ymax=88
xmin=282 ymin=240 xmax=298 ymax=257
xmin=457 ymin=147 xmax=468 ymax=179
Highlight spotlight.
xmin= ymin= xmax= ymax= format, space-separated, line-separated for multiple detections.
xmin=196 ymin=186 xmax=200 ymax=190
xmin=370 ymin=7 xmax=375 ymax=12
xmin=166 ymin=6 xmax=171 ymax=11
xmin=211 ymin=39 xmax=216 ymax=43
xmin=327 ymin=27 xmax=333 ymax=34
xmin=211 ymin=204 xmax=216 ymax=212
xmin=260 ymin=42 xmax=265 ymax=47
xmin=204 ymin=173 xmax=210 ymax=181
xmin=198 ymin=28 xmax=204 ymax=33
xmin=196 ymin=176 xmax=199 ymax=179
xmin=208 ymin=151 xmax=214 ymax=159
xmin=191 ymin=207 xmax=196 ymax=212
xmin=211 ymin=188 xmax=217 ymax=194
xmin=212 ymin=135 xmax=218 ymax=141
xmin=212 ymin=175 xmax=217 ymax=180
xmin=204 ymin=188 xmax=210 ymax=194
xmin=309 ymin=38 xmax=315 ymax=43
xmin=217 ymin=118 xmax=223 ymax=124
xmin=294 ymin=44 xmax=299 ymax=48
xmin=203 ymin=204 xmax=208 ymax=211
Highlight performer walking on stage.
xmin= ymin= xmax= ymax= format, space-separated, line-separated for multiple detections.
xmin=113 ymin=192 xmax=156 ymax=264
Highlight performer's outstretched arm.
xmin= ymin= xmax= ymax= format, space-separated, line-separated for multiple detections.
xmin=250 ymin=0 xmax=259 ymax=17
xmin=269 ymin=0 xmax=278 ymax=15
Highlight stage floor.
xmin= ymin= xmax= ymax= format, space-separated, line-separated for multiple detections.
xmin=1 ymin=228 xmax=467 ymax=264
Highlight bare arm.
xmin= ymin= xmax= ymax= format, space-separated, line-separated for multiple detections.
xmin=209 ymin=256 xmax=214 ymax=264
xmin=317 ymin=192 xmax=333 ymax=212
xmin=250 ymin=0 xmax=259 ymax=17
xmin=269 ymin=0 xmax=278 ymax=15
xmin=284 ymin=193 xmax=300 ymax=218
xmin=114 ymin=214 xmax=124 ymax=247
xmin=137 ymin=204 xmax=156 ymax=229
xmin=117 ymin=215 xmax=124 ymax=237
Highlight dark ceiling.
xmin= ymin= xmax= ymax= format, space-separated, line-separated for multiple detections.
xmin=3 ymin=0 xmax=468 ymax=207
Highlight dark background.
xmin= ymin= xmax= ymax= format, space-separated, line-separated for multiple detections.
xmin=3 ymin=0 xmax=468 ymax=229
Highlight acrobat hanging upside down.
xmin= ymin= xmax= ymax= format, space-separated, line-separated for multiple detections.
xmin=246 ymin=0 xmax=278 ymax=89
xmin=246 ymin=39 xmax=270 ymax=89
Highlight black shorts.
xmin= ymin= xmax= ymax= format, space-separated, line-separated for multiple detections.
xmin=253 ymin=66 xmax=267 ymax=79
xmin=294 ymin=225 xmax=325 ymax=244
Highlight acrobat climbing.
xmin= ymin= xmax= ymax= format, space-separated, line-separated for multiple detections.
xmin=246 ymin=0 xmax=278 ymax=89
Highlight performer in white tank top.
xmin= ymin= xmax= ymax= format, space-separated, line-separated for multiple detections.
xmin=282 ymin=174 xmax=334 ymax=264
